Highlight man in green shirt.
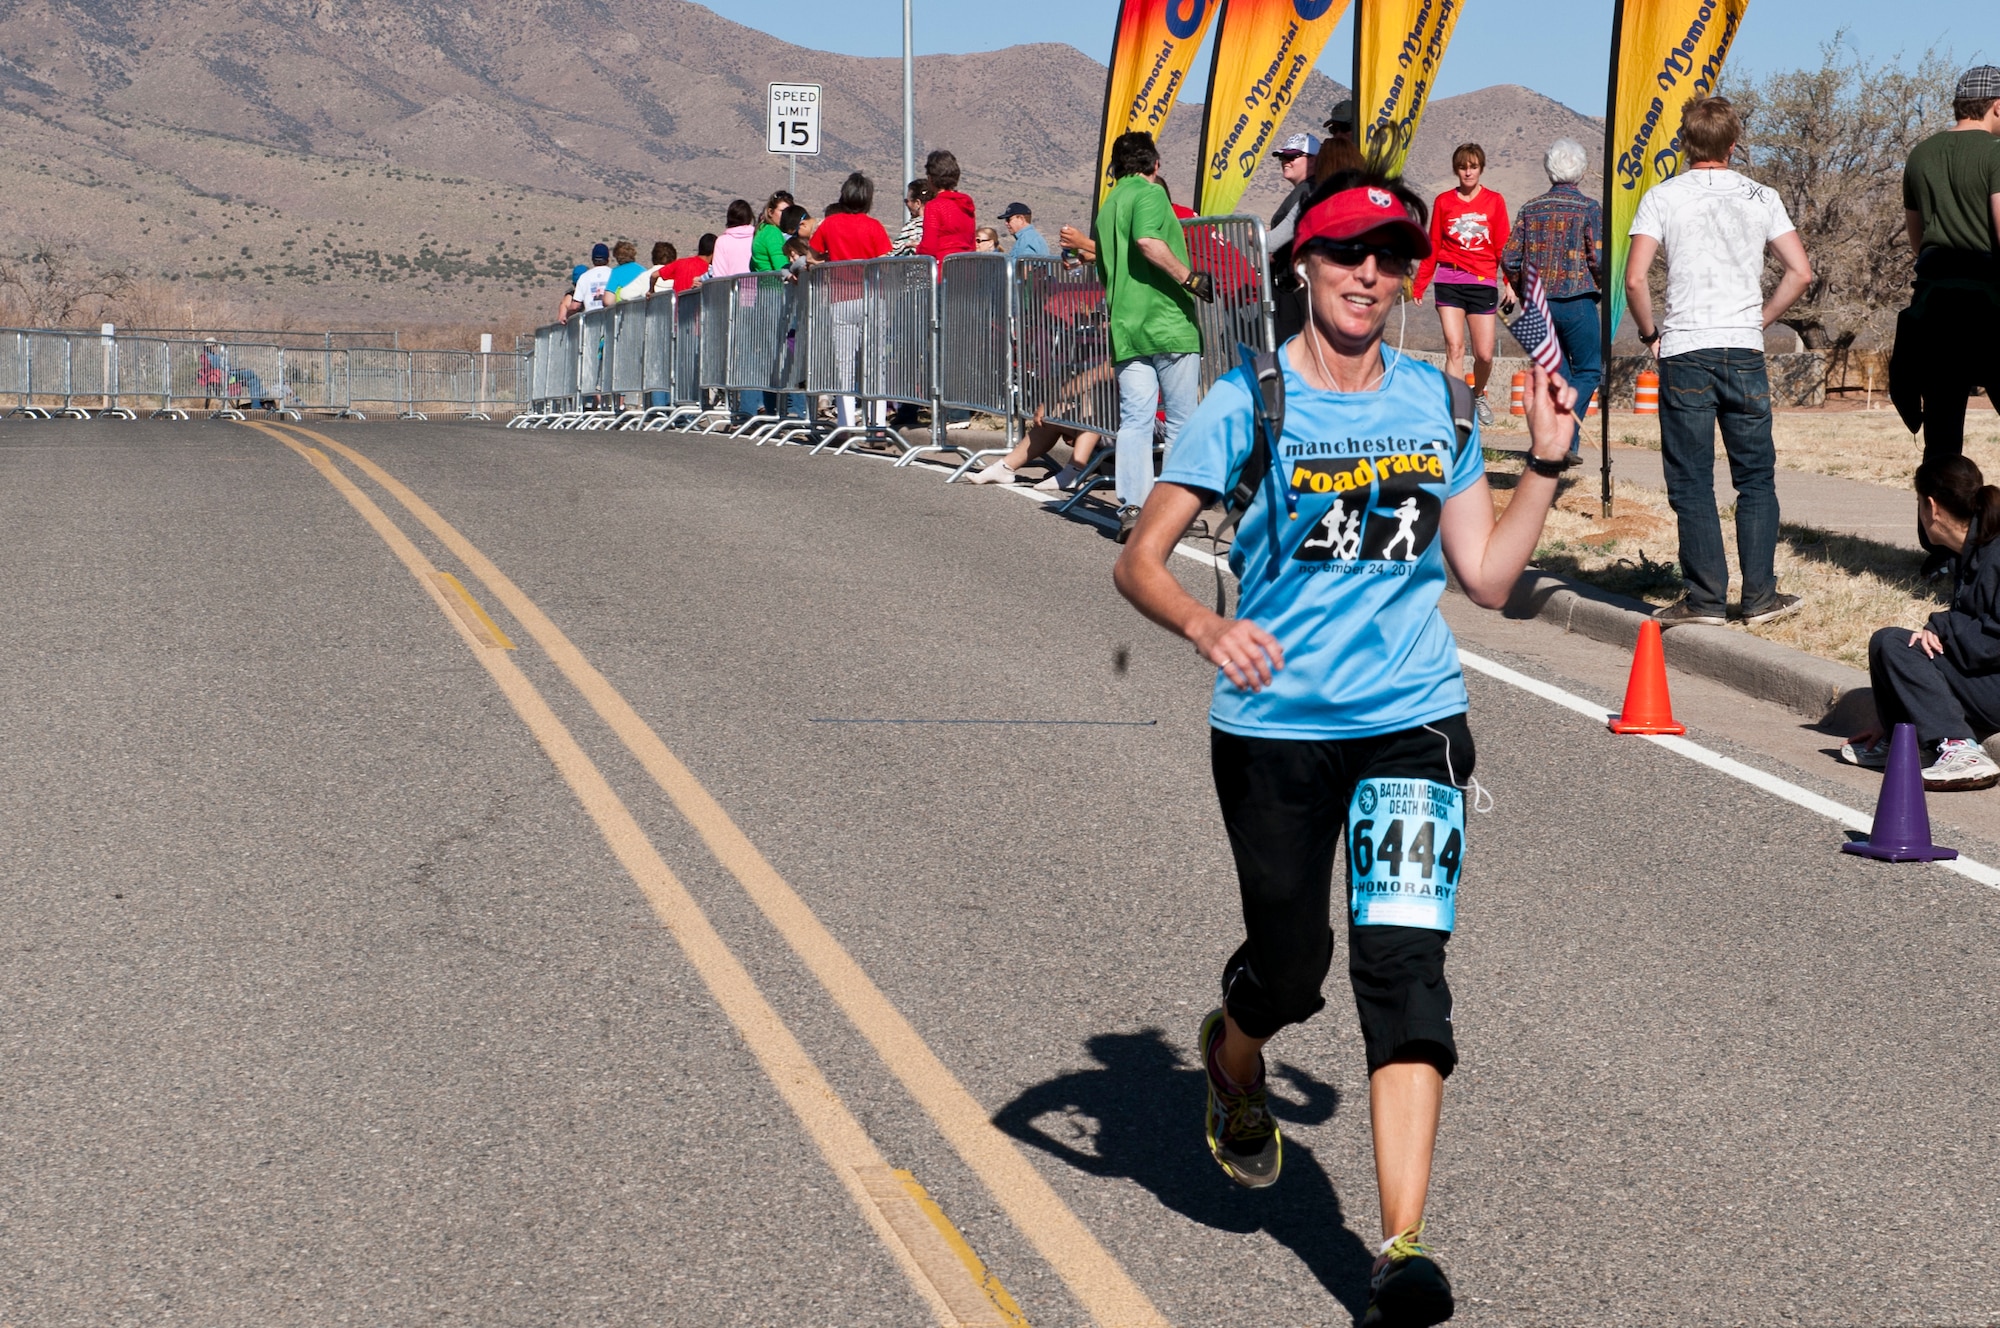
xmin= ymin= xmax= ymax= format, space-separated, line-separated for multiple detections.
xmin=1093 ymin=131 xmax=1213 ymax=541
xmin=1894 ymin=66 xmax=2000 ymax=556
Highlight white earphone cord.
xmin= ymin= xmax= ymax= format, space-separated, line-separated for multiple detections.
xmin=1296 ymin=258 xmax=1405 ymax=393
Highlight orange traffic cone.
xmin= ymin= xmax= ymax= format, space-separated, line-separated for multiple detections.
xmin=1608 ymin=619 xmax=1686 ymax=734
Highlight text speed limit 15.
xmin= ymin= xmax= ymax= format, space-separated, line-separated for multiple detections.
xmin=767 ymin=83 xmax=822 ymax=156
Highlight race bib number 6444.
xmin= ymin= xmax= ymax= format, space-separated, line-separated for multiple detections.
xmin=1347 ymin=778 xmax=1464 ymax=932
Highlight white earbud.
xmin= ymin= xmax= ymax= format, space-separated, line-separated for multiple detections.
xmin=1293 ymin=265 xmax=1305 ymax=282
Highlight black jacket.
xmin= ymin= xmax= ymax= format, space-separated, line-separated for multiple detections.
xmin=1929 ymin=523 xmax=2000 ymax=673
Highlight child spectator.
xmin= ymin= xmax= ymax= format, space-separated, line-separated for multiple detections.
xmin=603 ymin=241 xmax=650 ymax=303
xmin=645 ymin=241 xmax=679 ymax=296
xmin=893 ymin=179 xmax=934 ymax=256
xmin=659 ymin=234 xmax=716 ymax=292
xmin=710 ymin=201 xmax=757 ymax=278
xmin=916 ymin=151 xmax=976 ymax=259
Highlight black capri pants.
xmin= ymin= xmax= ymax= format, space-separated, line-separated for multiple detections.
xmin=1211 ymin=714 xmax=1472 ymax=1078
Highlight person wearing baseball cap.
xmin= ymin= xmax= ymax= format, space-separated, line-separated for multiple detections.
xmin=1114 ymin=168 xmax=1576 ymax=1328
xmin=998 ymin=202 xmax=1049 ymax=259
xmin=1268 ymin=133 xmax=1322 ymax=241
xmin=1892 ymin=64 xmax=2000 ymax=568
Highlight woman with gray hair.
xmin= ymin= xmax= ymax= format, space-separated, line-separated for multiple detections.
xmin=1501 ymin=138 xmax=1606 ymax=463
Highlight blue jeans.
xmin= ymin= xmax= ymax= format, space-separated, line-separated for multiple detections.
xmin=1115 ymin=352 xmax=1201 ymax=509
xmin=1547 ymin=294 xmax=1601 ymax=452
xmin=1657 ymin=348 xmax=1780 ymax=614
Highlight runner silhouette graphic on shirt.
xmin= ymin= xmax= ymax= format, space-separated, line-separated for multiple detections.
xmin=1301 ymin=498 xmax=1365 ymax=560
xmin=1381 ymin=497 xmax=1422 ymax=560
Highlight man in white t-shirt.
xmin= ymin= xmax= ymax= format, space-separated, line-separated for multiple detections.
xmin=1625 ymin=96 xmax=1814 ymax=629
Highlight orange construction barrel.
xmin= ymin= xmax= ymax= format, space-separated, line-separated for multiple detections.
xmin=1635 ymin=371 xmax=1659 ymax=415
xmin=1509 ymin=370 xmax=1528 ymax=415
xmin=1586 ymin=389 xmax=1600 ymax=417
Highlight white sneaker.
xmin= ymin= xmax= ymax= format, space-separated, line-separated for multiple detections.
xmin=1839 ymin=736 xmax=1891 ymax=770
xmin=968 ymin=461 xmax=1016 ymax=485
xmin=1034 ymin=462 xmax=1085 ymax=492
xmin=1475 ymin=391 xmax=1496 ymax=426
xmin=1923 ymin=739 xmax=2000 ymax=791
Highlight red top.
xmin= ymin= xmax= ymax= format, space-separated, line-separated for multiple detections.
xmin=1171 ymin=203 xmax=1196 ymax=220
xmin=811 ymin=212 xmax=893 ymax=262
xmin=1413 ymin=186 xmax=1510 ymax=298
xmin=654 ymin=256 xmax=711 ymax=294
xmin=916 ymin=190 xmax=977 ymax=259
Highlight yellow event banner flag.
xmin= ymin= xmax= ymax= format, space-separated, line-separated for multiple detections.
xmin=1193 ymin=0 xmax=1351 ymax=216
xmin=1096 ymin=0 xmax=1224 ymax=209
xmin=1603 ymin=0 xmax=1749 ymax=338
xmin=1354 ymin=0 xmax=1467 ymax=177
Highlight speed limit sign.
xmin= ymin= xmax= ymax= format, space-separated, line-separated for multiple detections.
xmin=767 ymin=83 xmax=821 ymax=156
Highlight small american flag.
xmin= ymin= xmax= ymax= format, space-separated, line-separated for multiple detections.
xmin=1508 ymin=264 xmax=1567 ymax=377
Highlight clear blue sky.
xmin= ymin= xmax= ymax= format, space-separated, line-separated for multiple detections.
xmin=706 ymin=0 xmax=1980 ymax=116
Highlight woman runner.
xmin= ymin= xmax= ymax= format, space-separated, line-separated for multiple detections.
xmin=1114 ymin=170 xmax=1578 ymax=1328
xmin=1412 ymin=144 xmax=1512 ymax=426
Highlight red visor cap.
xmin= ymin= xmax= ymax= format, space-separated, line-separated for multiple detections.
xmin=1293 ymin=186 xmax=1431 ymax=261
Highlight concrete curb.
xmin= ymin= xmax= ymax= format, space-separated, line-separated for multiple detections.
xmin=1486 ymin=570 xmax=1877 ymax=732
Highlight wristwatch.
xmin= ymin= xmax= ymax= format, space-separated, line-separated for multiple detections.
xmin=1639 ymin=327 xmax=1663 ymax=346
xmin=1523 ymin=451 xmax=1569 ymax=478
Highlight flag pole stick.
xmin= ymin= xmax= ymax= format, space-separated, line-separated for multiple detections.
xmin=1192 ymin=0 xmax=1233 ymax=216
xmin=1598 ymin=0 xmax=1625 ymax=520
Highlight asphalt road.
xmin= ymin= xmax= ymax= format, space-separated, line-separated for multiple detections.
xmin=5 ymin=418 xmax=1998 ymax=1327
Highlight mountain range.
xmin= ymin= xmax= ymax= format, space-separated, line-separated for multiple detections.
xmin=0 ymin=0 xmax=1601 ymax=328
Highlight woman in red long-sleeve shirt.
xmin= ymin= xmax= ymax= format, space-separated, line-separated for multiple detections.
xmin=1412 ymin=143 xmax=1513 ymax=424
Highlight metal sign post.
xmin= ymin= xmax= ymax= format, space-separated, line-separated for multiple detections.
xmin=767 ymin=83 xmax=822 ymax=197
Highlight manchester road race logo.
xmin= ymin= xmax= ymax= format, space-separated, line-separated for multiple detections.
xmin=1287 ymin=452 xmax=1444 ymax=567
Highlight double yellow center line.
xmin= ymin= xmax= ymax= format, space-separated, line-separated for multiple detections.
xmin=245 ymin=421 xmax=1169 ymax=1328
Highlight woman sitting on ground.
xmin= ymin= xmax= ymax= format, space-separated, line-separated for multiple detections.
xmin=967 ymin=414 xmax=1102 ymax=488
xmin=1844 ymin=456 xmax=2000 ymax=790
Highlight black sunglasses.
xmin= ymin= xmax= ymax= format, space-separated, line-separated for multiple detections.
xmin=1314 ymin=240 xmax=1415 ymax=272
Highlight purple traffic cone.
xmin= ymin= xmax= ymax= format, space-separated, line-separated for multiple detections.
xmin=1841 ymin=722 xmax=1958 ymax=862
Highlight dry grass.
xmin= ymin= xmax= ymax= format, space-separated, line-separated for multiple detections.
xmin=1599 ymin=402 xmax=2000 ymax=489
xmin=1489 ymin=452 xmax=1944 ymax=668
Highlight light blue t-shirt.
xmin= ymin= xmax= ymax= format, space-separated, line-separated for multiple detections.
xmin=1009 ymin=225 xmax=1050 ymax=258
xmin=1157 ymin=344 xmax=1484 ymax=740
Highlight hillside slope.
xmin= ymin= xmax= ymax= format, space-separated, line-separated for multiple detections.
xmin=0 ymin=0 xmax=1598 ymax=327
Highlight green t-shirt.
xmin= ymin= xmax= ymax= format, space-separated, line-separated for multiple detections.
xmin=750 ymin=223 xmax=789 ymax=272
xmin=1093 ymin=175 xmax=1202 ymax=360
xmin=1903 ymin=129 xmax=2000 ymax=255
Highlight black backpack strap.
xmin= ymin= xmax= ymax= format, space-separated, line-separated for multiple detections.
xmin=1444 ymin=371 xmax=1475 ymax=449
xmin=1218 ymin=343 xmax=1285 ymax=539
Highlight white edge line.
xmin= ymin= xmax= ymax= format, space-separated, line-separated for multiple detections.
xmin=929 ymin=460 xmax=2000 ymax=890
xmin=1455 ymin=648 xmax=2000 ymax=892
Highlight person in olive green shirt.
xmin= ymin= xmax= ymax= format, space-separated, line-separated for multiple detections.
xmin=1093 ymin=131 xmax=1214 ymax=538
xmin=1894 ymin=66 xmax=2000 ymax=527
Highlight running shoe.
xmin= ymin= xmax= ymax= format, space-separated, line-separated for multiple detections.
xmin=1198 ymin=1008 xmax=1281 ymax=1188
xmin=1839 ymin=736 xmax=1891 ymax=769
xmin=1361 ymin=1225 xmax=1455 ymax=1328
xmin=1741 ymin=593 xmax=1802 ymax=626
xmin=1923 ymin=739 xmax=2000 ymax=791
xmin=1474 ymin=391 xmax=1495 ymax=426
xmin=1653 ymin=597 xmax=1726 ymax=628
xmin=1116 ymin=505 xmax=1142 ymax=545
xmin=1034 ymin=462 xmax=1086 ymax=493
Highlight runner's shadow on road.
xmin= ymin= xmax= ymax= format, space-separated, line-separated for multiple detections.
xmin=992 ymin=1028 xmax=1374 ymax=1319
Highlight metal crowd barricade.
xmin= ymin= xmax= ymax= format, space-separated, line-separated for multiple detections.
xmin=408 ymin=350 xmax=477 ymax=418
xmin=285 ymin=346 xmax=349 ymax=417
xmin=718 ymin=273 xmax=808 ymax=442
xmin=25 ymin=332 xmax=73 ymax=416
xmin=662 ymin=290 xmax=719 ymax=430
xmin=696 ymin=280 xmax=733 ymax=429
xmin=937 ymin=252 xmax=1017 ymax=479
xmin=112 ymin=337 xmax=179 ymax=417
xmin=475 ymin=350 xmax=523 ymax=420
xmin=347 ymin=347 xmax=410 ymax=419
xmin=1182 ymin=214 xmax=1277 ymax=393
xmin=637 ymin=296 xmax=675 ymax=421
xmin=608 ymin=301 xmax=648 ymax=421
xmin=573 ymin=305 xmax=616 ymax=426
xmin=864 ymin=256 xmax=953 ymax=464
xmin=1012 ymin=258 xmax=1118 ymax=436
xmin=0 ymin=330 xmax=30 ymax=414
xmin=799 ymin=261 xmax=881 ymax=452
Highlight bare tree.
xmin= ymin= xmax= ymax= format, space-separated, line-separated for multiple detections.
xmin=0 ymin=237 xmax=134 ymax=327
xmin=1726 ymin=39 xmax=1957 ymax=350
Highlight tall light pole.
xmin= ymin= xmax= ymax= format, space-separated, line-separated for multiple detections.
xmin=902 ymin=0 xmax=914 ymax=187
